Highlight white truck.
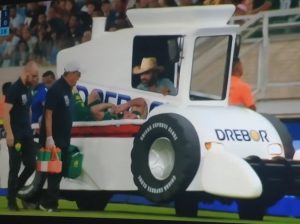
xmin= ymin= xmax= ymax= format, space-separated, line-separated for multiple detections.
xmin=1 ymin=5 xmax=300 ymax=220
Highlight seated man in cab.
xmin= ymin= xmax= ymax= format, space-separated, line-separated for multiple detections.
xmin=133 ymin=57 xmax=177 ymax=96
xmin=73 ymin=88 xmax=148 ymax=121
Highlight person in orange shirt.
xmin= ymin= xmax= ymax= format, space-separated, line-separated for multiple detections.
xmin=229 ymin=57 xmax=256 ymax=110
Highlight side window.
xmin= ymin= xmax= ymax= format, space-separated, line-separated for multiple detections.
xmin=190 ymin=35 xmax=232 ymax=100
xmin=131 ymin=35 xmax=183 ymax=96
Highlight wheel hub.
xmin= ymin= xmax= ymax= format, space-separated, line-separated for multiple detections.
xmin=148 ymin=137 xmax=175 ymax=180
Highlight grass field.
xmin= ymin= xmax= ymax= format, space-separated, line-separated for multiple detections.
xmin=1 ymin=196 xmax=300 ymax=223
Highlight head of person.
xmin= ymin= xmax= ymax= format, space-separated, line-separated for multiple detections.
xmin=63 ymin=61 xmax=82 ymax=87
xmin=42 ymin=70 xmax=56 ymax=89
xmin=2 ymin=82 xmax=12 ymax=96
xmin=232 ymin=57 xmax=243 ymax=77
xmin=132 ymin=57 xmax=164 ymax=87
xmin=22 ymin=61 xmax=40 ymax=87
xmin=101 ymin=0 xmax=111 ymax=16
xmin=111 ymin=0 xmax=127 ymax=12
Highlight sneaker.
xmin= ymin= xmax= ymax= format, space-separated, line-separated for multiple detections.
xmin=39 ymin=204 xmax=60 ymax=212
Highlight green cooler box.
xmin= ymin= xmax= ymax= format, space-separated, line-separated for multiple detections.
xmin=64 ymin=145 xmax=83 ymax=178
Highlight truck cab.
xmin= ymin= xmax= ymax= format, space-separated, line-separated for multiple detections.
xmin=56 ymin=5 xmax=236 ymax=109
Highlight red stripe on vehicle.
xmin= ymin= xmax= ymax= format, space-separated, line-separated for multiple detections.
xmin=71 ymin=125 xmax=141 ymax=137
xmin=34 ymin=125 xmax=141 ymax=138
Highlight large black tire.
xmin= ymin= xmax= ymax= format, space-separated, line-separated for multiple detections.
xmin=131 ymin=113 xmax=200 ymax=203
xmin=76 ymin=191 xmax=112 ymax=211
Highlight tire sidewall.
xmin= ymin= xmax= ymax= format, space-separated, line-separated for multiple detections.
xmin=131 ymin=113 xmax=200 ymax=203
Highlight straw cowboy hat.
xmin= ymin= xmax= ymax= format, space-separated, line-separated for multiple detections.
xmin=132 ymin=57 xmax=164 ymax=75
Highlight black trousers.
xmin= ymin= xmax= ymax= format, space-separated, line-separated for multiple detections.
xmin=7 ymin=136 xmax=36 ymax=202
xmin=40 ymin=146 xmax=68 ymax=209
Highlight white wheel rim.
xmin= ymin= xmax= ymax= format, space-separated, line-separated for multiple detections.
xmin=148 ymin=137 xmax=175 ymax=180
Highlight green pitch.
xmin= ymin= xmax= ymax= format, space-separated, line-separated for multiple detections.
xmin=0 ymin=196 xmax=299 ymax=223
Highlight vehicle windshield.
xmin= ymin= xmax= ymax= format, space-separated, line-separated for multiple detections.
xmin=190 ymin=35 xmax=232 ymax=101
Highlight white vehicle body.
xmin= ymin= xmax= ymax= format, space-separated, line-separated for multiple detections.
xmin=1 ymin=5 xmax=299 ymax=220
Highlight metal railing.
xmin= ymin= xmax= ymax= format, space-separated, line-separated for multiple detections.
xmin=230 ymin=8 xmax=300 ymax=100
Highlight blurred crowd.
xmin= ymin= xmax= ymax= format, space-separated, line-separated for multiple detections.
xmin=0 ymin=0 xmax=299 ymax=67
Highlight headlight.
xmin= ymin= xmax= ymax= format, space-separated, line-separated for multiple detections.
xmin=267 ymin=143 xmax=283 ymax=156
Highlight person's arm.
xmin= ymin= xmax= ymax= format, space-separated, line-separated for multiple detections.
xmin=160 ymin=78 xmax=177 ymax=96
xmin=45 ymin=109 xmax=55 ymax=148
xmin=44 ymin=87 xmax=56 ymax=148
xmin=242 ymin=83 xmax=256 ymax=111
xmin=251 ymin=1 xmax=272 ymax=14
xmin=45 ymin=109 xmax=53 ymax=138
xmin=112 ymin=98 xmax=148 ymax=119
xmin=3 ymin=103 xmax=14 ymax=147
xmin=91 ymin=103 xmax=115 ymax=112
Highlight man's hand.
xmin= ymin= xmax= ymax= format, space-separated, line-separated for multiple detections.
xmin=160 ymin=87 xmax=170 ymax=96
xmin=46 ymin=136 xmax=55 ymax=148
xmin=6 ymin=132 xmax=14 ymax=147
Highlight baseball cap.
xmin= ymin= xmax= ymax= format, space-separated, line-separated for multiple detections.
xmin=64 ymin=61 xmax=82 ymax=73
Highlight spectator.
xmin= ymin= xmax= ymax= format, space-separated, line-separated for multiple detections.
xmin=105 ymin=0 xmax=132 ymax=31
xmin=234 ymin=0 xmax=272 ymax=16
xmin=234 ymin=0 xmax=253 ymax=15
xmin=1 ymin=30 xmax=20 ymax=67
xmin=31 ymin=13 xmax=48 ymax=35
xmin=100 ymin=0 xmax=112 ymax=16
xmin=73 ymin=88 xmax=148 ymax=121
xmin=65 ymin=0 xmax=78 ymax=14
xmin=47 ymin=18 xmax=72 ymax=64
xmin=9 ymin=6 xmax=25 ymax=32
xmin=20 ymin=25 xmax=38 ymax=55
xmin=3 ymin=61 xmax=40 ymax=211
xmin=24 ymin=2 xmax=46 ymax=29
xmin=11 ymin=40 xmax=30 ymax=66
xmin=251 ymin=0 xmax=272 ymax=14
xmin=133 ymin=57 xmax=177 ymax=96
xmin=86 ymin=0 xmax=102 ymax=17
xmin=38 ymin=61 xmax=81 ymax=212
xmin=66 ymin=14 xmax=84 ymax=45
xmin=229 ymin=57 xmax=256 ymax=110
xmin=34 ymin=24 xmax=53 ymax=65
xmin=31 ymin=70 xmax=56 ymax=124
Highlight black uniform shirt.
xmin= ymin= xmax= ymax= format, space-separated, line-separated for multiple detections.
xmin=5 ymin=78 xmax=32 ymax=139
xmin=40 ymin=76 xmax=74 ymax=148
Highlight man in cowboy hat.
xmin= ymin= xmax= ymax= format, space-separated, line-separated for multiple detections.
xmin=133 ymin=57 xmax=177 ymax=96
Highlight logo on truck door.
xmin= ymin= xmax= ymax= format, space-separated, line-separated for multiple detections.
xmin=215 ymin=129 xmax=269 ymax=142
